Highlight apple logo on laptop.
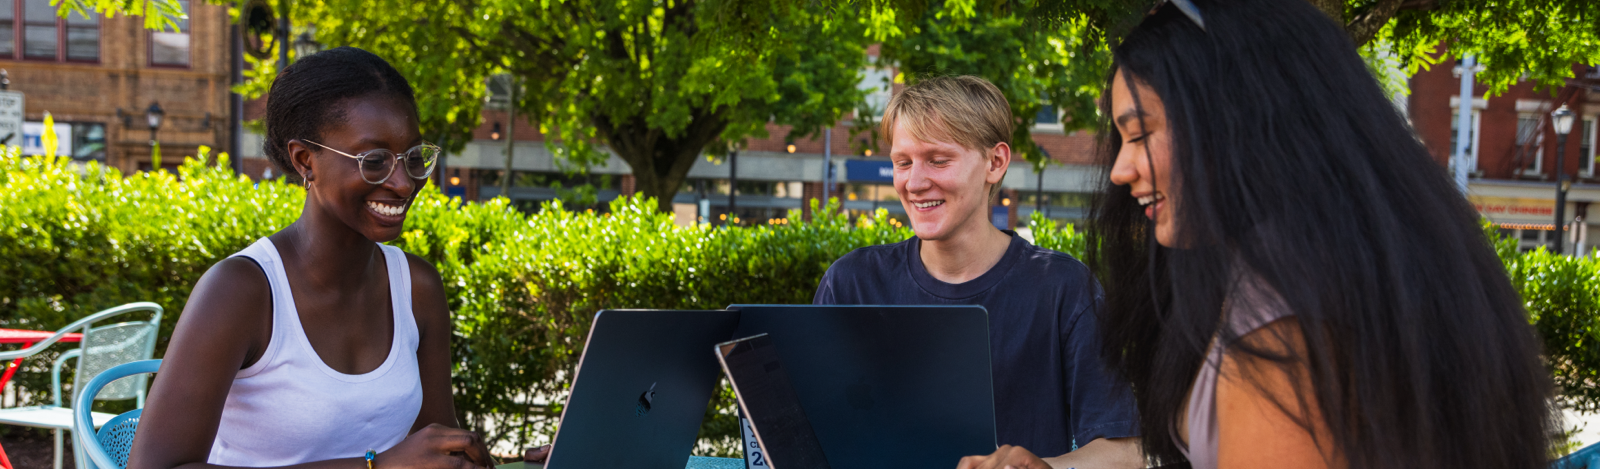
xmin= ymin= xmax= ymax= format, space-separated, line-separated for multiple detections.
xmin=845 ymin=377 xmax=874 ymax=410
xmin=636 ymin=382 xmax=657 ymax=417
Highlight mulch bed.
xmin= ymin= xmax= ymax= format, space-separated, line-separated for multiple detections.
xmin=0 ymin=428 xmax=72 ymax=469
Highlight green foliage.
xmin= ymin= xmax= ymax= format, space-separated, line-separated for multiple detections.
xmin=0 ymin=154 xmax=915 ymax=451
xmin=271 ymin=0 xmax=877 ymax=211
xmin=13 ymin=152 xmax=1600 ymax=453
xmin=878 ymin=9 xmax=1110 ymax=167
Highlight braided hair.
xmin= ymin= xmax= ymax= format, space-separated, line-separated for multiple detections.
xmin=263 ymin=46 xmax=418 ymax=183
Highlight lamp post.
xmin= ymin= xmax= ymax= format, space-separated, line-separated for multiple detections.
xmin=1552 ymin=104 xmax=1575 ymax=254
xmin=147 ymin=102 xmax=165 ymax=171
xmin=293 ymin=31 xmax=321 ymax=59
xmin=500 ymin=76 xmax=516 ymax=201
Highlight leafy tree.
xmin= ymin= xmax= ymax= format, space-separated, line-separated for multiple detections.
xmin=897 ymin=0 xmax=1599 ymax=93
xmin=69 ymin=0 xmax=1600 ymax=204
xmin=876 ymin=9 xmax=1110 ymax=169
xmin=234 ymin=0 xmax=875 ymax=212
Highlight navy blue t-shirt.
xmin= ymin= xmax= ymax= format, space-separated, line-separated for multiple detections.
xmin=813 ymin=232 xmax=1139 ymax=456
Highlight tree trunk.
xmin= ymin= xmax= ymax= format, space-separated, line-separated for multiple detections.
xmin=1305 ymin=0 xmax=1344 ymax=23
xmin=594 ymin=106 xmax=730 ymax=213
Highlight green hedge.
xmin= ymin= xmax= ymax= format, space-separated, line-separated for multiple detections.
xmin=4 ymin=152 xmax=1598 ymax=455
xmin=0 ymin=152 xmax=913 ymax=453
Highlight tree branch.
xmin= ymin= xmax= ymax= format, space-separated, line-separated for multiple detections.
xmin=1345 ymin=0 xmax=1405 ymax=46
xmin=1305 ymin=0 xmax=1343 ymax=23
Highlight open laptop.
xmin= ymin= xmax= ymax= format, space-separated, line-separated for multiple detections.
xmin=716 ymin=333 xmax=831 ymax=469
xmin=538 ymin=309 xmax=741 ymax=468
xmin=727 ymin=305 xmax=997 ymax=469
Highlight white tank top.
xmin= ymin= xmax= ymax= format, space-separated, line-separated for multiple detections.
xmin=208 ymin=238 xmax=424 ymax=466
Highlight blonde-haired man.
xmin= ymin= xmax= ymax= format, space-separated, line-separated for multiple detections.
xmin=814 ymin=76 xmax=1142 ymax=469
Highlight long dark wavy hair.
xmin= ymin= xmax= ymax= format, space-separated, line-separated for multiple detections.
xmin=1087 ymin=1 xmax=1559 ymax=468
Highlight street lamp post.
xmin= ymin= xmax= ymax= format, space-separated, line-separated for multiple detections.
xmin=147 ymin=102 xmax=165 ymax=171
xmin=1552 ymin=104 xmax=1575 ymax=254
xmin=293 ymin=31 xmax=321 ymax=59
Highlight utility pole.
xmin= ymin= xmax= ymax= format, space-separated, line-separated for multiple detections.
xmin=275 ymin=0 xmax=290 ymax=71
xmin=823 ymin=127 xmax=833 ymax=202
xmin=501 ymin=76 xmax=516 ymax=200
xmin=230 ymin=8 xmax=244 ymax=174
xmin=728 ymin=148 xmax=739 ymax=226
xmin=1452 ymin=55 xmax=1479 ymax=194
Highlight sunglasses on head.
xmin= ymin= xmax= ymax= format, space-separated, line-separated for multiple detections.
xmin=1151 ymin=0 xmax=1206 ymax=30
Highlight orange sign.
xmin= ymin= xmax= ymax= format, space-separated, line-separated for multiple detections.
xmin=1471 ymin=196 xmax=1555 ymax=217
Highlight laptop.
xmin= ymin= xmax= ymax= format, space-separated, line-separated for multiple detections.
xmin=538 ymin=309 xmax=742 ymax=468
xmin=727 ymin=305 xmax=997 ymax=469
xmin=716 ymin=333 xmax=831 ymax=469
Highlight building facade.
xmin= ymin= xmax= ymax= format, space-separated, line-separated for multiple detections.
xmin=0 ymin=0 xmax=233 ymax=173
xmin=1410 ymin=58 xmax=1600 ymax=254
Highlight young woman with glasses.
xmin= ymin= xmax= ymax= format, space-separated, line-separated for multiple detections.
xmin=129 ymin=47 xmax=492 ymax=469
xmin=959 ymin=1 xmax=1557 ymax=468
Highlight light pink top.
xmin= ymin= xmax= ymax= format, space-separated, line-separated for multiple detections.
xmin=1173 ymin=278 xmax=1293 ymax=469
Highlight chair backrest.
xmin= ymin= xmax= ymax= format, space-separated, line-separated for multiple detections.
xmin=74 ymin=360 xmax=160 ymax=469
xmin=76 ymin=321 xmax=159 ymax=402
xmin=95 ymin=409 xmax=142 ymax=469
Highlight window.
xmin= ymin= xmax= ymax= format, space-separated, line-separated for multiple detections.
xmin=70 ymin=122 xmax=104 ymax=161
xmin=1035 ymin=105 xmax=1060 ymax=125
xmin=1514 ymin=113 xmax=1544 ymax=173
xmin=0 ymin=0 xmax=98 ymax=62
xmin=1582 ymin=117 xmax=1596 ymax=176
xmin=0 ymin=0 xmax=14 ymax=56
xmin=64 ymin=7 xmax=94 ymax=60
xmin=150 ymin=0 xmax=189 ymax=66
xmin=21 ymin=0 xmax=55 ymax=59
xmin=857 ymin=65 xmax=892 ymax=118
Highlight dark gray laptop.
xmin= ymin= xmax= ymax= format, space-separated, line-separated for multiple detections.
xmin=727 ymin=305 xmax=997 ymax=469
xmin=540 ymin=309 xmax=741 ymax=468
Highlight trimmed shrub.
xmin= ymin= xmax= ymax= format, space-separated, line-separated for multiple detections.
xmin=6 ymin=152 xmax=1598 ymax=456
xmin=0 ymin=153 xmax=914 ymax=452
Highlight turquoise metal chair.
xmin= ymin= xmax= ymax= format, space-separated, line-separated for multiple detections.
xmin=0 ymin=302 xmax=162 ymax=469
xmin=73 ymin=359 xmax=158 ymax=469
xmin=78 ymin=360 xmax=746 ymax=469
xmin=1556 ymin=442 xmax=1600 ymax=469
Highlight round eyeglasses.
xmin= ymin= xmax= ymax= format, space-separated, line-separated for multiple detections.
xmin=303 ymin=139 xmax=441 ymax=185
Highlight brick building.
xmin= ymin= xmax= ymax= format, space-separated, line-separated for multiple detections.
xmin=0 ymin=0 xmax=233 ymax=173
xmin=1410 ymin=57 xmax=1600 ymax=254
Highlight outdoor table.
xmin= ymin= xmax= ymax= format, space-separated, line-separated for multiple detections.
xmin=0 ymin=328 xmax=83 ymax=391
xmin=497 ymin=455 xmax=744 ymax=469
xmin=0 ymin=328 xmax=84 ymax=469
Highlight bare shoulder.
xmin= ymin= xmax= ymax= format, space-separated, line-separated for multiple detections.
xmin=404 ymin=252 xmax=450 ymax=334
xmin=179 ymin=257 xmax=272 ymax=332
xmin=166 ymin=256 xmax=274 ymax=370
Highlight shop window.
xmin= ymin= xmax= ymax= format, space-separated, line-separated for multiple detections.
xmin=70 ymin=122 xmax=104 ymax=161
xmin=150 ymin=0 xmax=189 ymax=66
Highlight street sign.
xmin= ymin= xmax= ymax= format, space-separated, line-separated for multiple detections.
xmin=0 ymin=91 xmax=23 ymax=147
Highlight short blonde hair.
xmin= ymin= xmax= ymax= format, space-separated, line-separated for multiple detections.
xmin=881 ymin=75 xmax=1013 ymax=199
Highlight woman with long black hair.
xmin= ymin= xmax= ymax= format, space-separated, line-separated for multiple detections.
xmin=958 ymin=0 xmax=1559 ymax=468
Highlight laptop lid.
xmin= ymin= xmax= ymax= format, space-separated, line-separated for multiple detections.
xmin=727 ymin=305 xmax=996 ymax=469
xmin=716 ymin=333 xmax=831 ymax=469
xmin=543 ymin=309 xmax=742 ymax=469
